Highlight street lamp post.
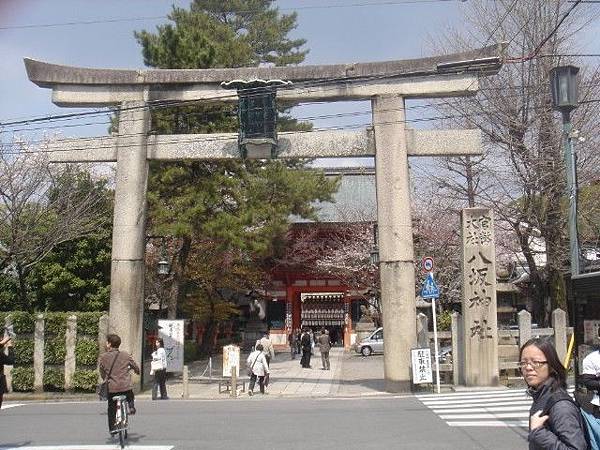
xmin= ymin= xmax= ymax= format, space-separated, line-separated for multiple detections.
xmin=550 ymin=65 xmax=581 ymax=277
xmin=369 ymin=223 xmax=379 ymax=266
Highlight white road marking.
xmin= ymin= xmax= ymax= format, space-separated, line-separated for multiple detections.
xmin=416 ymin=388 xmax=535 ymax=428
xmin=1 ymin=403 xmax=25 ymax=409
xmin=0 ymin=446 xmax=173 ymax=450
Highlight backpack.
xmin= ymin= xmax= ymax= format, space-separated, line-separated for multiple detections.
xmin=544 ymin=391 xmax=593 ymax=450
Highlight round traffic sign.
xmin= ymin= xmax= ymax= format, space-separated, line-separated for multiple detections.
xmin=422 ymin=257 xmax=434 ymax=272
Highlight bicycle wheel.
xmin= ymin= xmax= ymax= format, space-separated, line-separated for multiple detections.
xmin=118 ymin=429 xmax=125 ymax=449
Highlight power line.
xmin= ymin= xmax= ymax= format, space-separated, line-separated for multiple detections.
xmin=506 ymin=0 xmax=584 ymax=63
xmin=3 ymin=98 xmax=598 ymax=156
xmin=0 ymin=0 xmax=466 ymax=31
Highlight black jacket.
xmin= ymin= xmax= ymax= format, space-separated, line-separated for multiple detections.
xmin=528 ymin=380 xmax=588 ymax=450
xmin=0 ymin=348 xmax=15 ymax=394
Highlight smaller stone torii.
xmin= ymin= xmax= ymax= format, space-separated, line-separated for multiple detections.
xmin=25 ymin=44 xmax=505 ymax=391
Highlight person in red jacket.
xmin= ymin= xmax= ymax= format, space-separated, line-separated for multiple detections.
xmin=0 ymin=336 xmax=15 ymax=409
xmin=99 ymin=334 xmax=140 ymax=434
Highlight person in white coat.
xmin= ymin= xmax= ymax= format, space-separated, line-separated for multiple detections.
xmin=151 ymin=338 xmax=168 ymax=400
xmin=247 ymin=343 xmax=269 ymax=396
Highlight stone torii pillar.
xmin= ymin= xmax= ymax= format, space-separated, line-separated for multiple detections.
xmin=24 ymin=44 xmax=504 ymax=391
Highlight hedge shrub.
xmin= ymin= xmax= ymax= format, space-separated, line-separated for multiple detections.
xmin=45 ymin=312 xmax=68 ymax=337
xmin=72 ymin=369 xmax=98 ymax=392
xmin=76 ymin=312 xmax=103 ymax=336
xmin=9 ymin=311 xmax=35 ymax=334
xmin=76 ymin=338 xmax=99 ymax=366
xmin=13 ymin=339 xmax=34 ymax=365
xmin=184 ymin=341 xmax=199 ymax=363
xmin=43 ymin=367 xmax=64 ymax=391
xmin=11 ymin=367 xmax=34 ymax=392
xmin=44 ymin=337 xmax=66 ymax=364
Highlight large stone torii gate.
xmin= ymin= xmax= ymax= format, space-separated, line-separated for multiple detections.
xmin=25 ymin=44 xmax=504 ymax=391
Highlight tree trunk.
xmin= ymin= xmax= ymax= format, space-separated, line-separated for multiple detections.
xmin=167 ymin=236 xmax=191 ymax=319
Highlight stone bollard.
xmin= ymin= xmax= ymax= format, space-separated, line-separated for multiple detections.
xmin=64 ymin=315 xmax=77 ymax=391
xmin=518 ymin=310 xmax=531 ymax=349
xmin=552 ymin=309 xmax=567 ymax=364
xmin=416 ymin=313 xmax=429 ymax=349
xmin=97 ymin=314 xmax=109 ymax=383
xmin=451 ymin=312 xmax=464 ymax=386
xmin=231 ymin=366 xmax=237 ymax=398
xmin=183 ymin=365 xmax=190 ymax=399
xmin=33 ymin=314 xmax=45 ymax=392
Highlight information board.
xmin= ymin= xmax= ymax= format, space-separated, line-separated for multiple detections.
xmin=222 ymin=345 xmax=240 ymax=378
xmin=411 ymin=347 xmax=433 ymax=384
xmin=158 ymin=319 xmax=185 ymax=373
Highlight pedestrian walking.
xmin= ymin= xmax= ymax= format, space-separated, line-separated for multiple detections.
xmin=288 ymin=329 xmax=297 ymax=360
xmin=151 ymin=338 xmax=169 ymax=400
xmin=578 ymin=346 xmax=600 ymax=448
xmin=520 ymin=337 xmax=588 ymax=450
xmin=0 ymin=336 xmax=15 ymax=409
xmin=295 ymin=329 xmax=302 ymax=355
xmin=256 ymin=330 xmax=274 ymax=386
xmin=317 ymin=328 xmax=331 ymax=370
xmin=99 ymin=334 xmax=141 ymax=435
xmin=247 ymin=343 xmax=269 ymax=396
xmin=300 ymin=327 xmax=312 ymax=368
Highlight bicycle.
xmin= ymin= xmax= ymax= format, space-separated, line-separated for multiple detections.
xmin=112 ymin=394 xmax=130 ymax=449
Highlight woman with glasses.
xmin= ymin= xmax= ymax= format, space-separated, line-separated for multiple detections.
xmin=520 ymin=337 xmax=588 ymax=449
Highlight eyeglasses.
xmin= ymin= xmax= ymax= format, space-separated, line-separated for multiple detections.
xmin=518 ymin=360 xmax=548 ymax=370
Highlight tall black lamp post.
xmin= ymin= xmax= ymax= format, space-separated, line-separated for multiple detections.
xmin=550 ymin=65 xmax=581 ymax=277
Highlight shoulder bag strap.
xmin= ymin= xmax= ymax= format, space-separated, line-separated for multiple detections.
xmin=105 ymin=350 xmax=120 ymax=384
xmin=251 ymin=353 xmax=261 ymax=370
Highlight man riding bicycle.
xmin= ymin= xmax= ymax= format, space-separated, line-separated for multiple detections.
xmin=99 ymin=334 xmax=140 ymax=434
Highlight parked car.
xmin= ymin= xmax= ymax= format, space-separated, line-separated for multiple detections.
xmin=355 ymin=327 xmax=383 ymax=356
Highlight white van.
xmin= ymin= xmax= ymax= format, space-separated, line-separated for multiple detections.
xmin=355 ymin=327 xmax=383 ymax=356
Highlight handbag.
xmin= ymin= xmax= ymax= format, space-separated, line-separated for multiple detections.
xmin=96 ymin=351 xmax=119 ymax=401
xmin=247 ymin=353 xmax=261 ymax=377
xmin=151 ymin=359 xmax=163 ymax=373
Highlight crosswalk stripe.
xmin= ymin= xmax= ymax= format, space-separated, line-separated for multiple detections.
xmin=417 ymin=391 xmax=529 ymax=400
xmin=416 ymin=388 xmax=535 ymax=428
xmin=440 ymin=412 xmax=530 ymax=419
xmin=420 ymin=396 xmax=528 ymax=406
xmin=447 ymin=420 xmax=529 ymax=427
xmin=429 ymin=400 xmax=532 ymax=409
xmin=0 ymin=447 xmax=174 ymax=450
xmin=433 ymin=405 xmax=530 ymax=413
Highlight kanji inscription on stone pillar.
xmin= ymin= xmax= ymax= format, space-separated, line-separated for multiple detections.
xmin=461 ymin=208 xmax=499 ymax=386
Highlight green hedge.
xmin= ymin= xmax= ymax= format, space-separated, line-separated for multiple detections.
xmin=76 ymin=338 xmax=99 ymax=366
xmin=45 ymin=312 xmax=68 ymax=337
xmin=13 ymin=339 xmax=34 ymax=365
xmin=76 ymin=312 xmax=103 ymax=336
xmin=72 ymin=369 xmax=98 ymax=392
xmin=9 ymin=311 xmax=35 ymax=334
xmin=44 ymin=337 xmax=66 ymax=365
xmin=11 ymin=367 xmax=34 ymax=392
xmin=43 ymin=367 xmax=64 ymax=391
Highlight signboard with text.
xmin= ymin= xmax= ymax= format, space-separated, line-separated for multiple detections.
xmin=158 ymin=319 xmax=185 ymax=373
xmin=411 ymin=347 xmax=433 ymax=384
xmin=222 ymin=345 xmax=240 ymax=378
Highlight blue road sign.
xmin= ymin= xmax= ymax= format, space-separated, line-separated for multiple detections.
xmin=421 ymin=272 xmax=440 ymax=299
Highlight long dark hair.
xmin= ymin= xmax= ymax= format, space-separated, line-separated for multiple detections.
xmin=155 ymin=338 xmax=164 ymax=349
xmin=519 ymin=337 xmax=566 ymax=391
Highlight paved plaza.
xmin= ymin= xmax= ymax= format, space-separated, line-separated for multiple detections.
xmin=141 ymin=347 xmax=392 ymax=400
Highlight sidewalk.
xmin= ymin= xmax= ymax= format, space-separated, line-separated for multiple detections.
xmin=139 ymin=347 xmax=393 ymax=400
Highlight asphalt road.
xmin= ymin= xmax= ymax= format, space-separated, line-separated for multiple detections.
xmin=0 ymin=395 xmax=529 ymax=450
